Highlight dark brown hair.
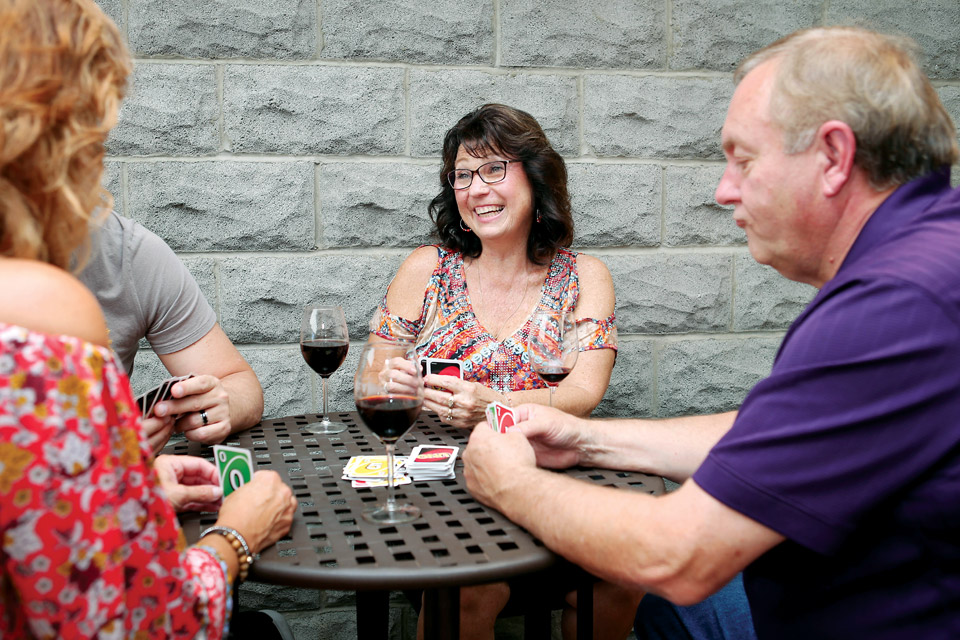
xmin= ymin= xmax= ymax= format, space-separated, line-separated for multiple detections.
xmin=429 ymin=104 xmax=573 ymax=265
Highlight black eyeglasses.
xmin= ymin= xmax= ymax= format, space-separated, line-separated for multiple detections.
xmin=446 ymin=160 xmax=512 ymax=190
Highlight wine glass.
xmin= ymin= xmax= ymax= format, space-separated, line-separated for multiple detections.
xmin=527 ymin=310 xmax=579 ymax=407
xmin=300 ymin=305 xmax=350 ymax=434
xmin=354 ymin=341 xmax=424 ymax=524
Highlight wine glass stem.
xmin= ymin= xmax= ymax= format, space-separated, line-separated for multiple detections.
xmin=385 ymin=442 xmax=396 ymax=510
xmin=549 ymin=385 xmax=555 ymax=407
xmin=320 ymin=375 xmax=330 ymax=423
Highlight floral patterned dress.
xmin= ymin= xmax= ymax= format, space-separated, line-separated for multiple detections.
xmin=0 ymin=323 xmax=230 ymax=639
xmin=371 ymin=246 xmax=617 ymax=393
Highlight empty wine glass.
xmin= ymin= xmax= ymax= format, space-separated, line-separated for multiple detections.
xmin=354 ymin=341 xmax=424 ymax=524
xmin=527 ymin=309 xmax=579 ymax=407
xmin=300 ymin=305 xmax=350 ymax=434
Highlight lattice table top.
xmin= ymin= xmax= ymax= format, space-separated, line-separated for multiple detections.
xmin=167 ymin=412 xmax=664 ymax=591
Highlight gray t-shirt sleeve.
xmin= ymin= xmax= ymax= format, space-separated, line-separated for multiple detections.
xmin=79 ymin=212 xmax=217 ymax=374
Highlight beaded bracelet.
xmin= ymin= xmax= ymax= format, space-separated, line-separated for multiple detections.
xmin=200 ymin=525 xmax=254 ymax=583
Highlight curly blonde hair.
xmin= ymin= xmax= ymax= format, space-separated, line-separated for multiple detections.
xmin=0 ymin=0 xmax=130 ymax=270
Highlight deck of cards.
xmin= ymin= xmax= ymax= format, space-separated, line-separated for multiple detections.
xmin=485 ymin=401 xmax=516 ymax=434
xmin=135 ymin=373 xmax=195 ymax=418
xmin=341 ymin=455 xmax=410 ymax=488
xmin=213 ymin=444 xmax=253 ymax=498
xmin=407 ymin=445 xmax=459 ymax=481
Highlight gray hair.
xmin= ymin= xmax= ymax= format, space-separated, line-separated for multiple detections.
xmin=736 ymin=27 xmax=958 ymax=190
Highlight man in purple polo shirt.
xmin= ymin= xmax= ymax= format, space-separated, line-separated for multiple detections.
xmin=461 ymin=27 xmax=960 ymax=639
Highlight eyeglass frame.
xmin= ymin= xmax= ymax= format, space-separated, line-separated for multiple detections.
xmin=446 ymin=160 xmax=513 ymax=190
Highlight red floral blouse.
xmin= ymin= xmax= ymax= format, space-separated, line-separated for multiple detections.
xmin=0 ymin=323 xmax=230 ymax=639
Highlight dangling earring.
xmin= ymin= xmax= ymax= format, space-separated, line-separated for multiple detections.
xmin=460 ymin=219 xmax=473 ymax=233
xmin=536 ymin=209 xmax=542 ymax=223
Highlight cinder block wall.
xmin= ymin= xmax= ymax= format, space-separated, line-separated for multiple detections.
xmin=96 ymin=0 xmax=960 ymax=637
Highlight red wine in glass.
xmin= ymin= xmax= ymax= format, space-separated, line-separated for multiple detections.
xmin=356 ymin=395 xmax=421 ymax=443
xmin=354 ymin=341 xmax=424 ymax=524
xmin=300 ymin=305 xmax=350 ymax=435
xmin=537 ymin=367 xmax=572 ymax=386
xmin=301 ymin=339 xmax=349 ymax=377
xmin=528 ymin=310 xmax=579 ymax=407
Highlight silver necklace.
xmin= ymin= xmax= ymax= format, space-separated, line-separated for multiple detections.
xmin=474 ymin=259 xmax=532 ymax=341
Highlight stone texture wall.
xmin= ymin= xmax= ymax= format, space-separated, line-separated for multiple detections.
xmin=95 ymin=0 xmax=960 ymax=637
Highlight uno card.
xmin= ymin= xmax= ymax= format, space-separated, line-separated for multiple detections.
xmin=410 ymin=445 xmax=458 ymax=466
xmin=214 ymin=445 xmax=254 ymax=497
xmin=427 ymin=358 xmax=463 ymax=379
xmin=485 ymin=401 xmax=515 ymax=434
xmin=135 ymin=382 xmax=165 ymax=417
xmin=419 ymin=356 xmax=429 ymax=377
xmin=342 ymin=455 xmax=405 ymax=479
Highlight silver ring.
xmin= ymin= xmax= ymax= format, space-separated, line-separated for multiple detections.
xmin=446 ymin=410 xmax=453 ymax=421
xmin=199 ymin=409 xmax=209 ymax=426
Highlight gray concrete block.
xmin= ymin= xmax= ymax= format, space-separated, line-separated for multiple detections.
xmin=126 ymin=161 xmax=314 ymax=251
xmin=409 ymin=71 xmax=579 ymax=156
xmin=664 ymin=165 xmax=745 ymax=247
xmin=568 ymin=163 xmax=660 ymax=248
xmin=826 ymin=1 xmax=960 ymax=79
xmin=130 ymin=349 xmax=167 ymax=395
xmin=671 ymin=0 xmax=821 ymax=71
xmin=240 ymin=346 xmax=313 ymax=420
xmin=584 ymin=75 xmax=732 ymax=159
xmin=319 ymin=163 xmax=437 ymax=248
xmin=94 ymin=0 xmax=123 ymax=32
xmin=605 ymin=254 xmax=733 ymax=334
xmin=127 ymin=0 xmax=316 ymax=59
xmin=102 ymin=162 xmax=123 ymax=215
xmin=500 ymin=0 xmax=665 ymax=69
xmin=937 ymin=86 xmax=960 ymax=142
xmin=657 ymin=337 xmax=780 ymax=416
xmin=593 ymin=339 xmax=655 ymax=418
xmin=237 ymin=581 xmax=321 ymax=611
xmin=224 ymin=65 xmax=405 ymax=155
xmin=321 ymin=0 xmax=493 ymax=65
xmin=108 ymin=64 xmax=218 ymax=156
xmin=733 ymin=254 xmax=815 ymax=331
xmin=218 ymin=253 xmax=406 ymax=343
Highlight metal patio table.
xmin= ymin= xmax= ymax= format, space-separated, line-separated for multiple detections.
xmin=166 ymin=412 xmax=665 ymax=640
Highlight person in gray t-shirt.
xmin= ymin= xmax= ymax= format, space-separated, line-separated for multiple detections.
xmin=79 ymin=211 xmax=263 ymax=453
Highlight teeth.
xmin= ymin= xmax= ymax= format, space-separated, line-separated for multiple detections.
xmin=475 ymin=206 xmax=504 ymax=215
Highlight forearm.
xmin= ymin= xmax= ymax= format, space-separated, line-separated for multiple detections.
xmin=575 ymin=411 xmax=737 ymax=482
xmin=507 ymin=383 xmax=598 ymax=417
xmin=221 ymin=369 xmax=264 ymax=432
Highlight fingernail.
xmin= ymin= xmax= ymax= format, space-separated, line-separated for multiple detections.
xmin=211 ymin=486 xmax=223 ymax=499
xmin=154 ymin=403 xmax=166 ymax=416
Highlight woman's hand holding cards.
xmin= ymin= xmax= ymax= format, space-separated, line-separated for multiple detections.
xmin=424 ymin=373 xmax=510 ymax=429
xmin=154 ymin=454 xmax=223 ymax=512
xmin=214 ymin=470 xmax=298 ymax=555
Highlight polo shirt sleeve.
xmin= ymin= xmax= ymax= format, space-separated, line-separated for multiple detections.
xmin=693 ymin=277 xmax=960 ymax=556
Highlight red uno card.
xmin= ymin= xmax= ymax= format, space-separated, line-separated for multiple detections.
xmin=485 ymin=401 xmax=515 ymax=434
xmin=428 ymin=358 xmax=463 ymax=379
xmin=412 ymin=445 xmax=457 ymax=465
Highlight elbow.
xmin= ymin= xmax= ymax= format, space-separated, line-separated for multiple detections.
xmin=633 ymin=549 xmax=727 ymax=607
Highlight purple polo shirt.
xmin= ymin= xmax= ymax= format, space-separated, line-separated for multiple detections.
xmin=693 ymin=167 xmax=960 ymax=638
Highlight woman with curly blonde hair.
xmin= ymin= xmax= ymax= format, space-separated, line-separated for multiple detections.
xmin=0 ymin=1 xmax=297 ymax=637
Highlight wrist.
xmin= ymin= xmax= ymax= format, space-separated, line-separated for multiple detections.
xmin=200 ymin=525 xmax=254 ymax=583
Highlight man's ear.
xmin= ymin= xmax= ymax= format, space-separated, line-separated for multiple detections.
xmin=815 ymin=120 xmax=856 ymax=197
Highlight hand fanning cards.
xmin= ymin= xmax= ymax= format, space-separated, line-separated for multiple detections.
xmin=135 ymin=373 xmax=195 ymax=418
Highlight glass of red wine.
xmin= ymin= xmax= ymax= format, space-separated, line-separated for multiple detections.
xmin=527 ymin=309 xmax=579 ymax=407
xmin=300 ymin=305 xmax=350 ymax=435
xmin=354 ymin=341 xmax=424 ymax=524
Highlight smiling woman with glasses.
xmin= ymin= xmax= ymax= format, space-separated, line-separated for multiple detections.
xmin=367 ymin=103 xmax=640 ymax=640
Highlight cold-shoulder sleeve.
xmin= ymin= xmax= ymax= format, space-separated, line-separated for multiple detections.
xmin=0 ymin=324 xmax=230 ymax=640
xmin=576 ymin=313 xmax=618 ymax=352
xmin=370 ymin=247 xmax=444 ymax=343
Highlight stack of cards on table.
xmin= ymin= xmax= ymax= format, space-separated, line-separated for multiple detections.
xmin=135 ymin=373 xmax=196 ymax=418
xmin=407 ymin=445 xmax=459 ymax=481
xmin=485 ymin=401 xmax=516 ymax=434
xmin=341 ymin=455 xmax=410 ymax=488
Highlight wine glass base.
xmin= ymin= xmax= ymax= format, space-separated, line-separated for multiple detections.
xmin=300 ymin=419 xmax=349 ymax=435
xmin=362 ymin=502 xmax=421 ymax=524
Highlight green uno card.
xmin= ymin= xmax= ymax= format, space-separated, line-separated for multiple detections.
xmin=213 ymin=445 xmax=254 ymax=497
